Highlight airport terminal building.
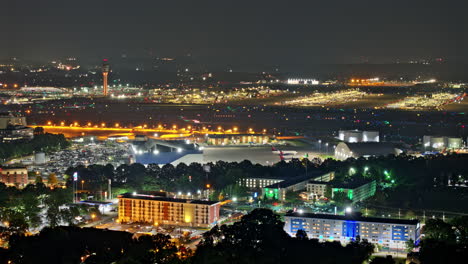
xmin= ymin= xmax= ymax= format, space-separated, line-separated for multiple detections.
xmin=284 ymin=212 xmax=420 ymax=250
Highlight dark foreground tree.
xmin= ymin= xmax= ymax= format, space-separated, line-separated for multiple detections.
xmin=7 ymin=227 xmax=184 ymax=264
xmin=192 ymin=208 xmax=374 ymax=264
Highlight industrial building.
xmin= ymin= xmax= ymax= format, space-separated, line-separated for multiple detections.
xmin=338 ymin=130 xmax=379 ymax=143
xmin=423 ymin=135 xmax=463 ymax=150
xmin=0 ymin=167 xmax=29 ymax=187
xmin=284 ymin=212 xmax=420 ymax=250
xmin=117 ymin=193 xmax=220 ymax=228
xmin=334 ymin=142 xmax=402 ymax=160
xmin=262 ymin=171 xmax=334 ymax=201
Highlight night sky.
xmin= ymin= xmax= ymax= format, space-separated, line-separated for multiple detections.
xmin=3 ymin=0 xmax=468 ymax=66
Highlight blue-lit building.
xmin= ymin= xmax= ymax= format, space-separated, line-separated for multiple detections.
xmin=284 ymin=212 xmax=420 ymax=250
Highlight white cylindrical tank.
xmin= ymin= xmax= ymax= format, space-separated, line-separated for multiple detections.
xmin=34 ymin=152 xmax=46 ymax=164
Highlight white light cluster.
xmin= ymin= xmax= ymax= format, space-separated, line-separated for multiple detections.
xmin=287 ymin=78 xmax=319 ymax=85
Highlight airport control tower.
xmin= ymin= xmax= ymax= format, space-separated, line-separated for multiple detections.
xmin=102 ymin=59 xmax=110 ymax=96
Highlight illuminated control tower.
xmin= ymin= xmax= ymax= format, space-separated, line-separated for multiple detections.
xmin=102 ymin=59 xmax=110 ymax=96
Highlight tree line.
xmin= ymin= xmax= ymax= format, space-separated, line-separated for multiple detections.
xmin=64 ymin=159 xmax=322 ymax=200
xmin=1 ymin=209 xmax=375 ymax=264
xmin=0 ymin=132 xmax=70 ymax=161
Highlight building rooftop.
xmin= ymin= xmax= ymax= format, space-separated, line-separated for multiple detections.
xmin=207 ymin=133 xmax=267 ymax=138
xmin=285 ymin=212 xmax=419 ymax=226
xmin=118 ymin=193 xmax=219 ymax=205
xmin=265 ymin=170 xmax=328 ymax=189
xmin=308 ymin=180 xmax=331 ymax=185
xmin=331 ymin=179 xmax=375 ymax=189
xmin=0 ymin=166 xmax=28 ymax=170
xmin=338 ymin=142 xmax=398 ymax=156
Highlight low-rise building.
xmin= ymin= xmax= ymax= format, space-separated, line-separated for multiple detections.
xmin=307 ymin=179 xmax=376 ymax=202
xmin=262 ymin=171 xmax=335 ymax=201
xmin=118 ymin=193 xmax=221 ymax=228
xmin=0 ymin=167 xmax=29 ymax=187
xmin=331 ymin=180 xmax=376 ymax=202
xmin=284 ymin=212 xmax=420 ymax=250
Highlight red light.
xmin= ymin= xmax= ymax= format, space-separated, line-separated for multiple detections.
xmin=103 ymin=59 xmax=108 ymax=62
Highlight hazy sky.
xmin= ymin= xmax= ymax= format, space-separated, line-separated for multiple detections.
xmin=3 ymin=0 xmax=467 ymax=66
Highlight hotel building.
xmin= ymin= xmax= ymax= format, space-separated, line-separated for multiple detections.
xmin=118 ymin=193 xmax=221 ymax=228
xmin=0 ymin=167 xmax=29 ymax=187
xmin=284 ymin=212 xmax=420 ymax=250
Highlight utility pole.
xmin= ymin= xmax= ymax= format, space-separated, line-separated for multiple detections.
xmin=108 ymin=179 xmax=112 ymax=200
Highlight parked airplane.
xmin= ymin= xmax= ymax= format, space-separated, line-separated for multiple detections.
xmin=271 ymin=146 xmax=297 ymax=155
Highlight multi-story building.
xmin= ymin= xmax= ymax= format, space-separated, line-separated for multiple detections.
xmin=238 ymin=177 xmax=283 ymax=189
xmin=331 ymin=180 xmax=376 ymax=202
xmin=0 ymin=113 xmax=33 ymax=142
xmin=306 ymin=181 xmax=330 ymax=198
xmin=0 ymin=113 xmax=27 ymax=129
xmin=262 ymin=171 xmax=334 ymax=201
xmin=0 ymin=167 xmax=29 ymax=187
xmin=284 ymin=212 xmax=420 ymax=250
xmin=118 ymin=193 xmax=221 ymax=228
